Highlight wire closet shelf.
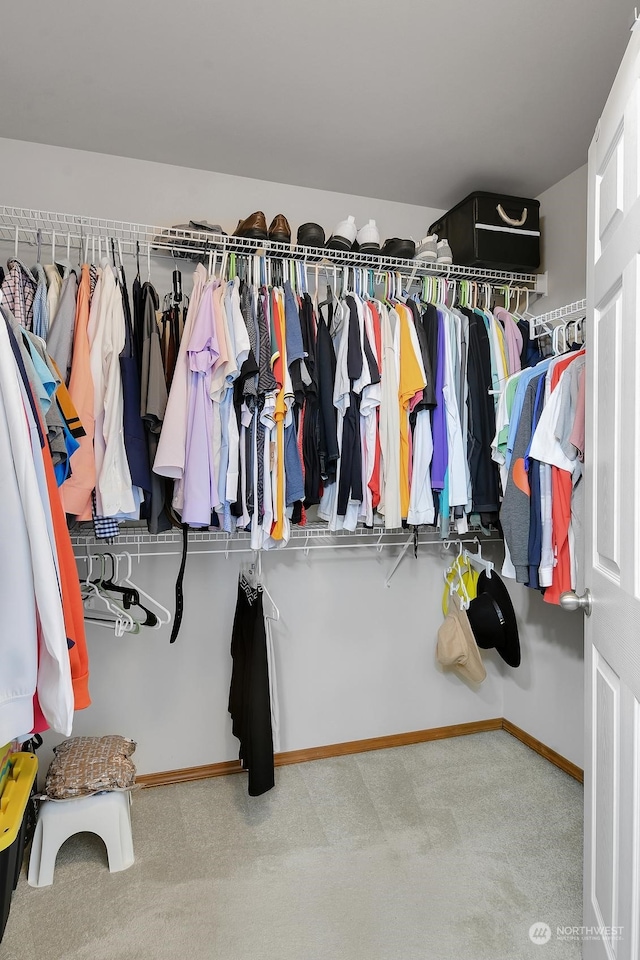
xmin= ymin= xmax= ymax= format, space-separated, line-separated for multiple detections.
xmin=529 ymin=298 xmax=587 ymax=340
xmin=69 ymin=522 xmax=500 ymax=556
xmin=0 ymin=205 xmax=544 ymax=289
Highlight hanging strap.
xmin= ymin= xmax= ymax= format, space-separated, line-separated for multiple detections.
xmin=169 ymin=525 xmax=189 ymax=643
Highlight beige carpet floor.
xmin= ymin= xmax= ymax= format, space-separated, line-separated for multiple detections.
xmin=0 ymin=731 xmax=583 ymax=960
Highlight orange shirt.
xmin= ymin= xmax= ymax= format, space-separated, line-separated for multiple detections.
xmin=62 ymin=264 xmax=95 ymax=519
xmin=397 ymin=305 xmax=426 ymax=518
xmin=544 ymin=350 xmax=586 ymax=606
xmin=38 ymin=403 xmax=91 ymax=710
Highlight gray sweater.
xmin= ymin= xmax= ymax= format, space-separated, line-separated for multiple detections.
xmin=500 ymin=374 xmax=544 ymax=584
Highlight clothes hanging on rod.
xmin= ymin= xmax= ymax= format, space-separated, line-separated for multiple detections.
xmin=2 ymin=224 xmax=544 ymax=545
xmin=150 ymin=264 xmax=545 ymax=545
xmin=0 ymin=299 xmax=90 ymax=746
xmin=495 ymin=329 xmax=586 ymax=604
xmin=1 ymin=238 xmax=190 ymax=534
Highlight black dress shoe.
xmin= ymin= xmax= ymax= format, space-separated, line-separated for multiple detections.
xmin=380 ymin=238 xmax=416 ymax=259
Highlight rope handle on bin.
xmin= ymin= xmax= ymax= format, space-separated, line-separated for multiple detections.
xmin=497 ymin=203 xmax=528 ymax=227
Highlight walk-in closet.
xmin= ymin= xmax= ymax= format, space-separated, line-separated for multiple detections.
xmin=0 ymin=2 xmax=638 ymax=959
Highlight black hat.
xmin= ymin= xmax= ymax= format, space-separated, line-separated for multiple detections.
xmin=466 ymin=571 xmax=521 ymax=667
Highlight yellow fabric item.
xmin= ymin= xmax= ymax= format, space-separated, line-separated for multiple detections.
xmin=442 ymin=558 xmax=480 ymax=616
xmin=494 ymin=318 xmax=509 ymax=379
xmin=0 ymin=754 xmax=38 ymax=851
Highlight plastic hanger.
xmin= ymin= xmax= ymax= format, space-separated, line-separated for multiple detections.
xmin=552 ymin=324 xmax=566 ymax=355
xmin=117 ymin=552 xmax=172 ymax=628
xmin=444 ymin=562 xmax=472 ymax=611
xmin=463 ymin=540 xmax=494 ymax=579
xmin=93 ymin=554 xmax=141 ymax=634
xmin=98 ymin=554 xmax=159 ymax=628
xmin=80 ymin=552 xmax=136 ymax=636
xmin=248 ymin=551 xmax=280 ymax=621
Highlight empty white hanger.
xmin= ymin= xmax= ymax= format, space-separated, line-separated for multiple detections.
xmin=116 ymin=552 xmax=172 ymax=628
xmin=463 ymin=540 xmax=494 ymax=579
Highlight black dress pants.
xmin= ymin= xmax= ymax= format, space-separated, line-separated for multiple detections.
xmin=228 ymin=577 xmax=274 ymax=796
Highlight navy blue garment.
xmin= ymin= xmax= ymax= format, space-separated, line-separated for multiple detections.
xmin=518 ymin=318 xmax=542 ymax=369
xmin=336 ymin=297 xmax=364 ymax=515
xmin=316 ymin=305 xmax=339 ymax=485
xmin=118 ymin=266 xmax=152 ymax=513
xmin=132 ymin=272 xmax=145 ymax=383
xmin=337 ymin=392 xmax=363 ymax=515
xmin=140 ymin=282 xmax=172 ymax=534
xmin=464 ymin=308 xmax=500 ymax=521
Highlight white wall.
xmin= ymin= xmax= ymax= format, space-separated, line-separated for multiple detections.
xmin=67 ymin=545 xmax=505 ymax=776
xmin=534 ymin=163 xmax=588 ymax=314
xmin=500 ymin=164 xmax=588 ymax=767
xmin=0 ymin=137 xmax=442 ymax=248
xmin=0 ymin=139 xmax=586 ymax=775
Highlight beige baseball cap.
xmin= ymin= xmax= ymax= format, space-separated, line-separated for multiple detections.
xmin=436 ymin=593 xmax=487 ymax=684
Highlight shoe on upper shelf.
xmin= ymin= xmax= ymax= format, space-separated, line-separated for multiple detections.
xmin=356 ymin=220 xmax=380 ymax=254
xmin=234 ymin=211 xmax=268 ymax=240
xmin=380 ymin=237 xmax=416 ymax=260
xmin=326 ymin=215 xmax=358 ymax=251
xmin=151 ymin=221 xmax=227 ymax=260
xmin=189 ymin=220 xmax=227 ymax=236
xmin=297 ymin=222 xmax=326 ymax=247
xmin=436 ymin=238 xmax=453 ymax=264
xmin=268 ymin=214 xmax=291 ymax=244
xmin=415 ymin=234 xmax=438 ymax=261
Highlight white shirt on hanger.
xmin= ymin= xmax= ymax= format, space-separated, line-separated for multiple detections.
xmin=0 ymin=318 xmax=74 ymax=742
xmin=88 ymin=263 xmax=136 ymax=517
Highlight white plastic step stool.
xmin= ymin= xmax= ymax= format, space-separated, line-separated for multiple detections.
xmin=28 ymin=790 xmax=134 ymax=887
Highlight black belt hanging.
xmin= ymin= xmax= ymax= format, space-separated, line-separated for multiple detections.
xmin=169 ymin=524 xmax=189 ymax=643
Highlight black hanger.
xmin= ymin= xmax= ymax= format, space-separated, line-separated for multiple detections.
xmin=93 ymin=553 xmax=137 ymax=605
xmin=173 ymin=266 xmax=183 ymax=305
xmin=93 ymin=554 xmax=159 ymax=627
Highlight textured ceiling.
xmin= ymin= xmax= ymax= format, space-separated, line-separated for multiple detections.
xmin=0 ymin=0 xmax=633 ymax=207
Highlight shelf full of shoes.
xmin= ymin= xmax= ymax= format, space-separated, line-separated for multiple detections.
xmin=0 ymin=205 xmax=547 ymax=293
xmin=0 ymin=204 xmax=546 ymax=554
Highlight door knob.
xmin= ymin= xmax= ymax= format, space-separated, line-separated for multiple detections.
xmin=559 ymin=589 xmax=592 ymax=616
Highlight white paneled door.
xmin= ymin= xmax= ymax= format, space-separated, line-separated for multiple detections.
xmin=584 ymin=20 xmax=640 ymax=960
